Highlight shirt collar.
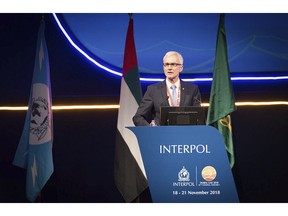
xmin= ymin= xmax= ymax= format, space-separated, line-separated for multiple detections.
xmin=166 ymin=78 xmax=180 ymax=89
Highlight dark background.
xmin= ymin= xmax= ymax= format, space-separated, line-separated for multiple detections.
xmin=0 ymin=13 xmax=288 ymax=203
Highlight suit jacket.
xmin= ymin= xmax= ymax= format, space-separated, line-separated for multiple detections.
xmin=133 ymin=80 xmax=202 ymax=126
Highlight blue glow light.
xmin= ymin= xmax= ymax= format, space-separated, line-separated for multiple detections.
xmin=52 ymin=13 xmax=288 ymax=82
xmin=52 ymin=13 xmax=122 ymax=77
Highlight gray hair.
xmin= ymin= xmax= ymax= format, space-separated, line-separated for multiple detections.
xmin=163 ymin=51 xmax=184 ymax=65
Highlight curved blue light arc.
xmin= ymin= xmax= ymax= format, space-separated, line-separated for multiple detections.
xmin=52 ymin=13 xmax=122 ymax=77
xmin=52 ymin=13 xmax=288 ymax=82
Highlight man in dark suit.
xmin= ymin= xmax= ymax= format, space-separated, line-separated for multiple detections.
xmin=133 ymin=51 xmax=202 ymax=126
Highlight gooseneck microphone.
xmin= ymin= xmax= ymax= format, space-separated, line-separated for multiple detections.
xmin=193 ymin=97 xmax=202 ymax=106
xmin=160 ymin=96 xmax=169 ymax=107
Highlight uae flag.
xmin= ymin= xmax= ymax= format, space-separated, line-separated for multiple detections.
xmin=114 ymin=15 xmax=148 ymax=202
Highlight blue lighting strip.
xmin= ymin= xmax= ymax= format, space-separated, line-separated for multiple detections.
xmin=52 ymin=13 xmax=121 ymax=77
xmin=52 ymin=13 xmax=288 ymax=82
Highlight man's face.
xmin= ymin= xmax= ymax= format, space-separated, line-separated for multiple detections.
xmin=163 ymin=54 xmax=183 ymax=83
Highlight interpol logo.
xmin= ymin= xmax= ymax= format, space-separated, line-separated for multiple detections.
xmin=30 ymin=97 xmax=49 ymax=140
xmin=173 ymin=166 xmax=195 ymax=187
xmin=29 ymin=83 xmax=52 ymax=145
xmin=178 ymin=166 xmax=190 ymax=181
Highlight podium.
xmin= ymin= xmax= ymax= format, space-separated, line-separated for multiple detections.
xmin=127 ymin=126 xmax=239 ymax=203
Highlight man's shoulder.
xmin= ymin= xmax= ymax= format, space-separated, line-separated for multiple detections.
xmin=181 ymin=80 xmax=199 ymax=88
xmin=148 ymin=81 xmax=165 ymax=89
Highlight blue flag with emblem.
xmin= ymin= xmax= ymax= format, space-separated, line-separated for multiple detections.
xmin=13 ymin=20 xmax=54 ymax=202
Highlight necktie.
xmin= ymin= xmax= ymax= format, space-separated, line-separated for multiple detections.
xmin=171 ymin=85 xmax=177 ymax=106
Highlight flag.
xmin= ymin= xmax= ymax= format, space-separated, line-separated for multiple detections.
xmin=114 ymin=15 xmax=148 ymax=202
xmin=206 ymin=14 xmax=236 ymax=168
xmin=13 ymin=20 xmax=54 ymax=202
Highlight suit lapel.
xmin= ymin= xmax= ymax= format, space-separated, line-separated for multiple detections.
xmin=160 ymin=81 xmax=169 ymax=106
xmin=180 ymin=80 xmax=186 ymax=106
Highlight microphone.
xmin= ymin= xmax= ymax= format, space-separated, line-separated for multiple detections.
xmin=193 ymin=97 xmax=202 ymax=106
xmin=161 ymin=96 xmax=169 ymax=107
xmin=158 ymin=96 xmax=170 ymax=126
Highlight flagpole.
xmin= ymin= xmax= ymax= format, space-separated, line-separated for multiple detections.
xmin=127 ymin=13 xmax=140 ymax=204
xmin=35 ymin=192 xmax=42 ymax=203
xmin=31 ymin=15 xmax=45 ymax=204
xmin=127 ymin=13 xmax=149 ymax=203
xmin=114 ymin=12 xmax=149 ymax=203
xmin=13 ymin=12 xmax=54 ymax=203
xmin=207 ymin=14 xmax=236 ymax=168
xmin=35 ymin=14 xmax=45 ymax=204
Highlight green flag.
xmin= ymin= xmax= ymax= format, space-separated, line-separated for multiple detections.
xmin=207 ymin=14 xmax=236 ymax=168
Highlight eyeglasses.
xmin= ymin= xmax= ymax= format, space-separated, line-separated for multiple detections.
xmin=163 ymin=63 xmax=182 ymax=68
